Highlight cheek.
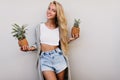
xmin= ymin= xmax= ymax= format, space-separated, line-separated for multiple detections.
xmin=53 ymin=12 xmax=57 ymax=17
xmin=46 ymin=10 xmax=49 ymax=14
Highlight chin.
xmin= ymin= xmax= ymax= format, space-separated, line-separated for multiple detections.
xmin=47 ymin=17 xmax=55 ymax=20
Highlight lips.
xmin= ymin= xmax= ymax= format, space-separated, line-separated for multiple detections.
xmin=47 ymin=14 xmax=51 ymax=17
xmin=47 ymin=13 xmax=53 ymax=18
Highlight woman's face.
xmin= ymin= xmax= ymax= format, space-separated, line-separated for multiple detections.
xmin=47 ymin=3 xmax=57 ymax=20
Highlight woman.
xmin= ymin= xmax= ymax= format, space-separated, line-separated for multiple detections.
xmin=19 ymin=1 xmax=79 ymax=80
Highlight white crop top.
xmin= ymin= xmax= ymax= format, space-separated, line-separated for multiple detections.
xmin=40 ymin=23 xmax=60 ymax=46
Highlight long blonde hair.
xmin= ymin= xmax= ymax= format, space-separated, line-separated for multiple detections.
xmin=50 ymin=1 xmax=68 ymax=54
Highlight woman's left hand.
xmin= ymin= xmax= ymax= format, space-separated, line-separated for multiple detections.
xmin=68 ymin=37 xmax=79 ymax=43
xmin=72 ymin=33 xmax=79 ymax=39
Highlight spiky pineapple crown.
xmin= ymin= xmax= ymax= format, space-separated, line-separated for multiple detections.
xmin=11 ymin=24 xmax=27 ymax=40
xmin=74 ymin=19 xmax=80 ymax=27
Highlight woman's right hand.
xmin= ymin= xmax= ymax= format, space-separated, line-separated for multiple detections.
xmin=20 ymin=46 xmax=36 ymax=51
xmin=20 ymin=45 xmax=29 ymax=51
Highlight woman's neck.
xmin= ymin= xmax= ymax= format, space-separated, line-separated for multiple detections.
xmin=46 ymin=20 xmax=56 ymax=29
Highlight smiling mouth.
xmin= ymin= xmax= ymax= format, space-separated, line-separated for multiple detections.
xmin=47 ymin=14 xmax=52 ymax=17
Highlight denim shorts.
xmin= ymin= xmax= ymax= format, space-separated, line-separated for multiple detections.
xmin=40 ymin=48 xmax=67 ymax=74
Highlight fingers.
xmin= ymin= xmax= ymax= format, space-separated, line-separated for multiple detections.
xmin=21 ymin=45 xmax=29 ymax=51
xmin=72 ymin=33 xmax=79 ymax=39
xmin=20 ymin=46 xmax=35 ymax=52
xmin=72 ymin=34 xmax=75 ymax=38
xmin=75 ymin=33 xmax=79 ymax=39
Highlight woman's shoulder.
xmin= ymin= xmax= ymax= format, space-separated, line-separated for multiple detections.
xmin=35 ymin=22 xmax=45 ymax=29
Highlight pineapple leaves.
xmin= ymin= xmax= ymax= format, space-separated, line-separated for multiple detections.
xmin=74 ymin=18 xmax=80 ymax=27
xmin=11 ymin=23 xmax=28 ymax=40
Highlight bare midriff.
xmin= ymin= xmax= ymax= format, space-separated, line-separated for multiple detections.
xmin=40 ymin=43 xmax=58 ymax=52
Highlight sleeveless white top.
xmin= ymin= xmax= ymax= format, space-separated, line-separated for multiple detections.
xmin=40 ymin=23 xmax=60 ymax=46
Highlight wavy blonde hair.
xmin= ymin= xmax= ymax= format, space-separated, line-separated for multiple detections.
xmin=50 ymin=1 xmax=68 ymax=54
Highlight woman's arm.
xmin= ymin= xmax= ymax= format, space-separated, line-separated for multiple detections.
xmin=68 ymin=37 xmax=74 ymax=43
xmin=68 ymin=37 xmax=79 ymax=43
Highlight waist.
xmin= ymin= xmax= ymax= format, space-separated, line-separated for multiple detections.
xmin=41 ymin=47 xmax=62 ymax=55
xmin=41 ymin=43 xmax=59 ymax=52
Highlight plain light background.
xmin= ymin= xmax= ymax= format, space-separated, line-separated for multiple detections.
xmin=0 ymin=0 xmax=119 ymax=80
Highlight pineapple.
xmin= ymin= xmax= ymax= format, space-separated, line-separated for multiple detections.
xmin=11 ymin=23 xmax=28 ymax=47
xmin=71 ymin=19 xmax=80 ymax=38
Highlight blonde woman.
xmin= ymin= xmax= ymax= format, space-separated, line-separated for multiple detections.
xmin=19 ymin=1 xmax=79 ymax=80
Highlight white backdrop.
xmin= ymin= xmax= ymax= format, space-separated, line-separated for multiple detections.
xmin=0 ymin=0 xmax=119 ymax=80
